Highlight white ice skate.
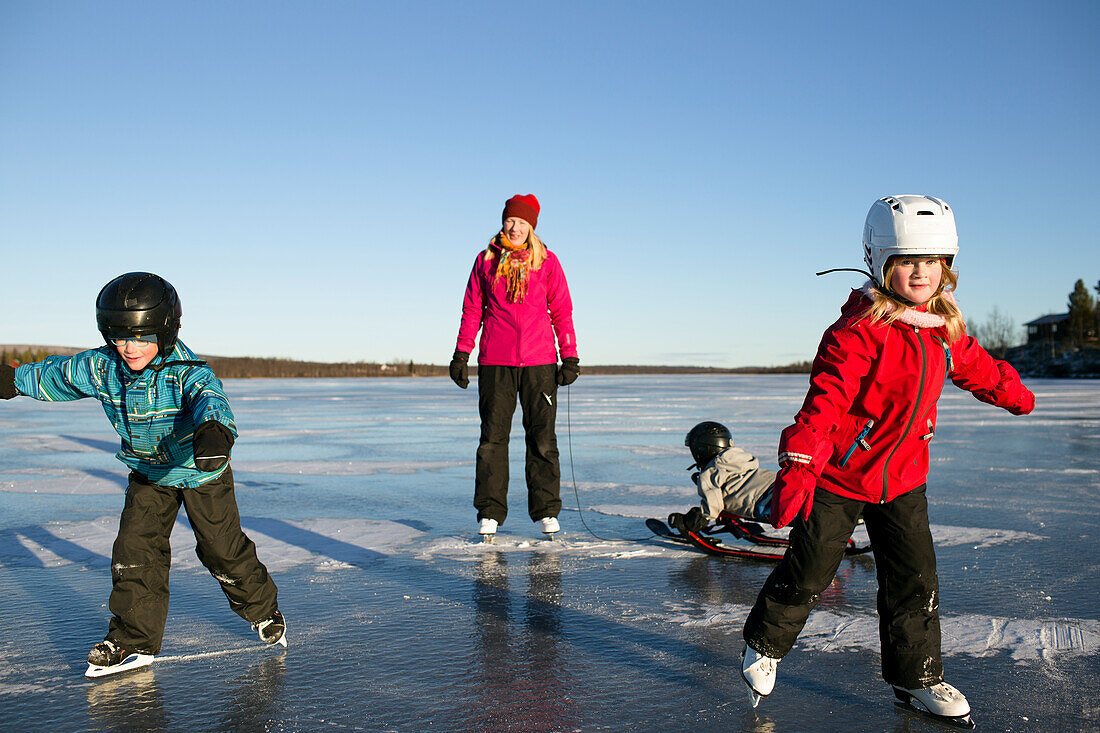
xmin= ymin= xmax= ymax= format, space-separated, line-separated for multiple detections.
xmin=740 ymin=645 xmax=779 ymax=708
xmin=253 ymin=609 xmax=288 ymax=648
xmin=85 ymin=640 xmax=155 ymax=679
xmin=537 ymin=516 xmax=560 ymax=539
xmin=479 ymin=518 xmax=498 ymax=543
xmin=893 ymin=682 xmax=974 ymax=729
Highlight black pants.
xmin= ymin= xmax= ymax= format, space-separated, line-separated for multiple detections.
xmin=475 ymin=364 xmax=562 ymax=524
xmin=743 ymin=485 xmax=943 ymax=689
xmin=106 ymin=467 xmax=279 ymax=654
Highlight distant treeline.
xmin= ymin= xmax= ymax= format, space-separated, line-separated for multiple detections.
xmin=203 ymin=357 xmax=449 ymax=379
xmin=196 ymin=358 xmax=816 ymax=378
xmin=1 ymin=347 xmax=56 ymax=366
xmin=2 ymin=346 xmax=813 ymax=377
xmin=583 ymin=362 xmax=813 ymax=375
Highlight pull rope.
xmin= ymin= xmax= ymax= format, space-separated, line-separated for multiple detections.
xmin=565 ymin=383 xmax=652 ymax=542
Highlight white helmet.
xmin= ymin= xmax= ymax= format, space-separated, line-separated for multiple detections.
xmin=862 ymin=195 xmax=958 ymax=287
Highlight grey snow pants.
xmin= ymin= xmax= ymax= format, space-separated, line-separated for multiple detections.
xmin=106 ymin=467 xmax=278 ymax=653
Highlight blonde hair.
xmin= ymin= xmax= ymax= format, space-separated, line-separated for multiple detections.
xmin=483 ymin=229 xmax=548 ymax=274
xmin=865 ymin=260 xmax=965 ymax=342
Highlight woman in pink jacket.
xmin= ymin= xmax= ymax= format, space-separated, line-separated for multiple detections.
xmin=450 ymin=194 xmax=579 ymax=542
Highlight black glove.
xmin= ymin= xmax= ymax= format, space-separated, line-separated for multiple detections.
xmin=1 ymin=364 xmax=17 ymax=400
xmin=556 ymin=357 xmax=580 ymax=386
xmin=668 ymin=507 xmax=708 ymax=535
xmin=682 ymin=506 xmax=708 ymax=532
xmin=449 ymin=351 xmax=470 ymax=389
xmin=193 ymin=421 xmax=235 ymax=472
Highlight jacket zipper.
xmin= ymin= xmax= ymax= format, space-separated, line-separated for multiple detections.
xmin=839 ymin=418 xmax=875 ymax=468
xmin=934 ymin=335 xmax=952 ymax=378
xmin=917 ymin=336 xmax=952 ymax=442
xmin=880 ymin=327 xmax=927 ymax=503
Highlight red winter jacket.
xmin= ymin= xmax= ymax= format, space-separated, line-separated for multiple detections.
xmin=779 ymin=289 xmax=1034 ymax=505
xmin=455 ymin=246 xmax=578 ymax=367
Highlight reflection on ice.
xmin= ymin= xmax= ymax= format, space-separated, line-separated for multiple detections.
xmin=462 ymin=551 xmax=581 ymax=732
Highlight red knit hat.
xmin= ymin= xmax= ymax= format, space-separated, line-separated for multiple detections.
xmin=502 ymin=194 xmax=540 ymax=229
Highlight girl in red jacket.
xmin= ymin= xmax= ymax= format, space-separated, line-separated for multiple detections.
xmin=450 ymin=195 xmax=579 ymax=542
xmin=740 ymin=195 xmax=1034 ymax=728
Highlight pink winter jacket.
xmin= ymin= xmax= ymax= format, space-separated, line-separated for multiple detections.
xmin=455 ymin=247 xmax=578 ymax=366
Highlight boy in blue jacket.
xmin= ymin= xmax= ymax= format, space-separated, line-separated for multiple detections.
xmin=1 ymin=272 xmax=284 ymax=675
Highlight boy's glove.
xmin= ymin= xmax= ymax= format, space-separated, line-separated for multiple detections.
xmin=770 ymin=464 xmax=816 ymax=529
xmin=449 ymin=351 xmax=469 ymax=389
xmin=193 ymin=421 xmax=235 ymax=472
xmin=1 ymin=364 xmax=17 ymax=399
xmin=682 ymin=506 xmax=707 ymax=532
xmin=557 ymin=357 xmax=580 ymax=386
xmin=668 ymin=506 xmax=707 ymax=534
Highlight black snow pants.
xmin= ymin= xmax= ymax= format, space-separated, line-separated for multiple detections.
xmin=106 ymin=467 xmax=279 ymax=654
xmin=474 ymin=364 xmax=562 ymax=525
xmin=743 ymin=485 xmax=943 ymax=689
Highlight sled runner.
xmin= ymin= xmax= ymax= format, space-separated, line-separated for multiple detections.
xmin=648 ymin=511 xmax=872 ymax=560
xmin=646 ymin=518 xmax=786 ymax=561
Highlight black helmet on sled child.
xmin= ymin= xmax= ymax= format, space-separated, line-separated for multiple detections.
xmin=96 ymin=272 xmax=182 ymax=357
xmin=685 ymin=421 xmax=732 ymax=469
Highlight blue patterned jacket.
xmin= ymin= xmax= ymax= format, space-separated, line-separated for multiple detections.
xmin=14 ymin=340 xmax=237 ymax=487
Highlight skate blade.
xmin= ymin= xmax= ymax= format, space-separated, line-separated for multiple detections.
xmin=741 ymin=674 xmax=764 ymax=708
xmin=480 ymin=534 xmax=495 ymax=544
xmin=893 ymin=700 xmax=975 ymax=730
xmin=542 ymin=532 xmax=558 ymax=541
xmin=739 ymin=650 xmax=767 ymax=709
xmin=85 ymin=653 xmax=155 ymax=679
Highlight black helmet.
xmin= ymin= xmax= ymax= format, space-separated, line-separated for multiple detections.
xmin=96 ymin=272 xmax=182 ymax=357
xmin=685 ymin=421 xmax=732 ymax=469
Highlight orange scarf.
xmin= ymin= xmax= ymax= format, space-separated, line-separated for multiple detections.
xmin=492 ymin=235 xmax=531 ymax=303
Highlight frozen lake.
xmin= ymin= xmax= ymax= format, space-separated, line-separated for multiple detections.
xmin=1 ymin=375 xmax=1098 ymax=732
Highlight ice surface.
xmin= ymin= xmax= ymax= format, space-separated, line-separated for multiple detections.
xmin=664 ymin=601 xmax=1100 ymax=662
xmin=1 ymin=375 xmax=1098 ymax=731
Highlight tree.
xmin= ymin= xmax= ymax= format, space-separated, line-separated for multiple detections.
xmin=1067 ymin=279 xmax=1096 ymax=346
xmin=1095 ymin=280 xmax=1100 ymax=339
xmin=971 ymin=307 xmax=1020 ymax=358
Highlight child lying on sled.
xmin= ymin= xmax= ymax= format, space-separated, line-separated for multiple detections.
xmin=668 ymin=421 xmax=776 ymax=534
xmin=667 ymin=422 xmax=867 ymax=558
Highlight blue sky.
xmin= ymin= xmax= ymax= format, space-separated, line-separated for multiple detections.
xmin=2 ymin=1 xmax=1097 ymax=366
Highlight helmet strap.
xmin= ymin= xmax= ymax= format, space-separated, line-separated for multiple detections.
xmin=815 ymin=267 xmax=874 ymax=279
